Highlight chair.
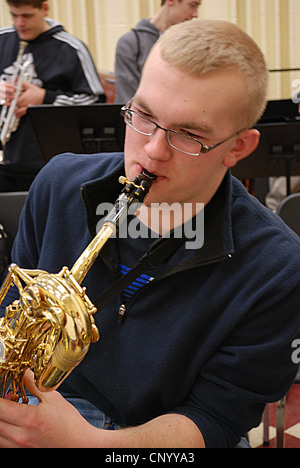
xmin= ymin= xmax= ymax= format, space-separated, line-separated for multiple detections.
xmin=0 ymin=191 xmax=28 ymax=254
xmin=277 ymin=194 xmax=300 ymax=384
xmin=262 ymin=193 xmax=300 ymax=447
xmin=276 ymin=193 xmax=300 ymax=236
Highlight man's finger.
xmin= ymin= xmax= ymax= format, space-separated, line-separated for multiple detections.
xmin=22 ymin=369 xmax=44 ymax=403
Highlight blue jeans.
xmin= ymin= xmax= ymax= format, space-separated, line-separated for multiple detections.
xmin=27 ymin=396 xmax=121 ymax=430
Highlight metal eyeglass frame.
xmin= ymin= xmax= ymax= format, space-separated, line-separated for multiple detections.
xmin=121 ymin=101 xmax=246 ymax=156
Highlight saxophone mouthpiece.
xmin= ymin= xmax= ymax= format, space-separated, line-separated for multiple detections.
xmin=134 ymin=170 xmax=157 ymax=202
xmin=119 ymin=170 xmax=157 ymax=202
xmin=138 ymin=169 xmax=157 ymax=184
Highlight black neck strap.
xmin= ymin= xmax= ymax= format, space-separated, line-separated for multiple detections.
xmin=93 ymin=235 xmax=185 ymax=311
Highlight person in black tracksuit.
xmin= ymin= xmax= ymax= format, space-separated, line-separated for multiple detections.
xmin=0 ymin=0 xmax=105 ymax=192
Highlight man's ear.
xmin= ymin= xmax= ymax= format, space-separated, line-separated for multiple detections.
xmin=223 ymin=129 xmax=260 ymax=168
xmin=42 ymin=1 xmax=50 ymax=17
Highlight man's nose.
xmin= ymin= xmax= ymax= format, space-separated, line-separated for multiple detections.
xmin=15 ymin=17 xmax=25 ymax=27
xmin=144 ymin=128 xmax=172 ymax=161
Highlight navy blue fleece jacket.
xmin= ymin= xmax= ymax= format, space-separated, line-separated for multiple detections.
xmin=1 ymin=152 xmax=300 ymax=448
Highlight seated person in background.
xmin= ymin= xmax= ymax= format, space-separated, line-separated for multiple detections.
xmin=114 ymin=0 xmax=201 ymax=103
xmin=0 ymin=19 xmax=300 ymax=448
xmin=0 ymin=0 xmax=105 ymax=192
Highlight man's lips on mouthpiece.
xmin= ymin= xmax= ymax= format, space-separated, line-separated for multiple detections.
xmin=136 ymin=164 xmax=166 ymax=183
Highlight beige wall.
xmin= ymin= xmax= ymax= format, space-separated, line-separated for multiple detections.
xmin=0 ymin=0 xmax=299 ymax=100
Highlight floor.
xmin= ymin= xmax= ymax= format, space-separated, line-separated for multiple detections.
xmin=249 ymin=384 xmax=300 ymax=448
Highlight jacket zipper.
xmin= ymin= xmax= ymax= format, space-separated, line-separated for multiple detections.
xmin=118 ymin=304 xmax=126 ymax=324
xmin=116 ymin=252 xmax=233 ymax=324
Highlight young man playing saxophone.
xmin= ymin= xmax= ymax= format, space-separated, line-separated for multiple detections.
xmin=0 ymin=19 xmax=300 ymax=448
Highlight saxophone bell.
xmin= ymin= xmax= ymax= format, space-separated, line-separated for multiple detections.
xmin=0 ymin=169 xmax=156 ymax=403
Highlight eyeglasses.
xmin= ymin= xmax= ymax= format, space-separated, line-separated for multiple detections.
xmin=121 ymin=102 xmax=246 ymax=157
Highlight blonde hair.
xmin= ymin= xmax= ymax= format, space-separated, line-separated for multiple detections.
xmin=157 ymin=19 xmax=269 ymax=128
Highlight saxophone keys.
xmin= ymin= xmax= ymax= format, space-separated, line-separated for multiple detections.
xmin=118 ymin=176 xmax=129 ymax=186
xmin=90 ymin=317 xmax=100 ymax=343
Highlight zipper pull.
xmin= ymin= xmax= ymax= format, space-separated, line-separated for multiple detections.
xmin=118 ymin=304 xmax=126 ymax=324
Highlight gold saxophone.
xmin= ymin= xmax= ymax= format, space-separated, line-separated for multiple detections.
xmin=0 ymin=169 xmax=156 ymax=403
xmin=0 ymin=41 xmax=34 ymax=148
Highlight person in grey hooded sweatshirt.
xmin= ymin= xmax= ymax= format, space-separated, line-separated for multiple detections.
xmin=114 ymin=0 xmax=201 ymax=103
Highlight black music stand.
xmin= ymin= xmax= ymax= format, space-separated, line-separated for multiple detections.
xmin=231 ymin=120 xmax=300 ymax=195
xmin=260 ymin=99 xmax=299 ymax=123
xmin=28 ymin=104 xmax=125 ymax=164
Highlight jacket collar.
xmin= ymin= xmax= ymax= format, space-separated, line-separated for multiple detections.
xmin=80 ymin=164 xmax=235 ymax=271
xmin=196 ymin=171 xmax=235 ymax=265
xmin=80 ymin=158 xmax=125 ymax=238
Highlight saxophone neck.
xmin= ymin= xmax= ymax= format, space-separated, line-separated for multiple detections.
xmin=70 ymin=170 xmax=157 ymax=286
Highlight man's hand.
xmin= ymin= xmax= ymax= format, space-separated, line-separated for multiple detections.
xmin=0 ymin=370 xmax=204 ymax=448
xmin=0 ymin=80 xmax=45 ymax=118
xmin=15 ymin=82 xmax=46 ymax=117
xmin=0 ymin=370 xmax=97 ymax=448
xmin=0 ymin=81 xmax=15 ymax=106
